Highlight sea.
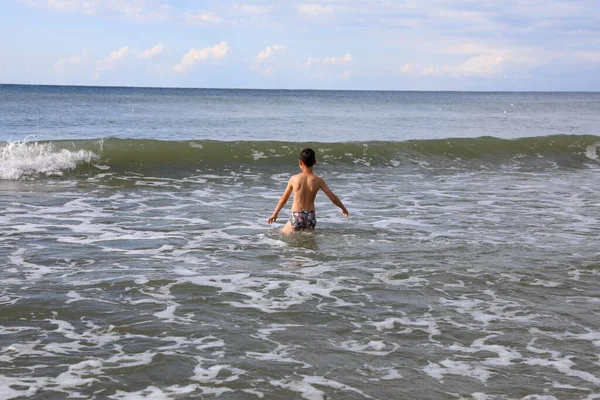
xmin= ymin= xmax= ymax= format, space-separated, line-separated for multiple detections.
xmin=1 ymin=84 xmax=599 ymax=400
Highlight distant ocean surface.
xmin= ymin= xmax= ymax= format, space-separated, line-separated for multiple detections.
xmin=1 ymin=84 xmax=599 ymax=399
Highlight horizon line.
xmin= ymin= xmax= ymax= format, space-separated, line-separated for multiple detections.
xmin=1 ymin=82 xmax=599 ymax=94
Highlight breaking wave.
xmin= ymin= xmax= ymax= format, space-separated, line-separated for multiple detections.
xmin=1 ymin=135 xmax=599 ymax=179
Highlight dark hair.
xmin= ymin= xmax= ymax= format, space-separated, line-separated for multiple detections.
xmin=299 ymin=148 xmax=316 ymax=167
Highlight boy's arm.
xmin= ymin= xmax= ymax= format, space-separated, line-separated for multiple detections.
xmin=267 ymin=180 xmax=293 ymax=224
xmin=320 ymin=179 xmax=349 ymax=218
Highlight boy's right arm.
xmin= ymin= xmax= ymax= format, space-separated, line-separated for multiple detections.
xmin=320 ymin=179 xmax=349 ymax=218
xmin=267 ymin=179 xmax=293 ymax=224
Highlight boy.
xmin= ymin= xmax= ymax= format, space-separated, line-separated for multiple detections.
xmin=267 ymin=148 xmax=349 ymax=234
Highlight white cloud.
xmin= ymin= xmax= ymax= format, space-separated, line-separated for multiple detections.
xmin=233 ymin=4 xmax=270 ymax=14
xmin=173 ymin=41 xmax=231 ymax=74
xmin=22 ymin=0 xmax=97 ymax=15
xmin=407 ymin=53 xmax=508 ymax=78
xmin=17 ymin=0 xmax=600 ymax=89
xmin=95 ymin=46 xmax=133 ymax=78
xmin=399 ymin=46 xmax=543 ymax=78
xmin=20 ymin=0 xmax=170 ymax=19
xmin=54 ymin=49 xmax=88 ymax=75
xmin=298 ymin=3 xmax=333 ymax=18
xmin=140 ymin=42 xmax=165 ymax=59
xmin=325 ymin=53 xmax=352 ymax=65
xmin=305 ymin=53 xmax=353 ymax=80
xmin=255 ymin=45 xmax=286 ymax=64
xmin=181 ymin=11 xmax=223 ymax=25
xmin=307 ymin=53 xmax=352 ymax=67
xmin=453 ymin=53 xmax=507 ymax=76
xmin=399 ymin=62 xmax=414 ymax=75
xmin=252 ymin=44 xmax=286 ymax=74
xmin=400 ymin=59 xmax=503 ymax=78
xmin=94 ymin=43 xmax=165 ymax=79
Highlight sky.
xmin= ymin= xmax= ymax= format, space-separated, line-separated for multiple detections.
xmin=1 ymin=0 xmax=600 ymax=90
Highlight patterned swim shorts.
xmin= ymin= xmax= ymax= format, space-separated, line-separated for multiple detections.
xmin=290 ymin=210 xmax=317 ymax=230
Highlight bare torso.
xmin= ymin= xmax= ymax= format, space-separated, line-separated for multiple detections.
xmin=267 ymin=163 xmax=348 ymax=234
xmin=290 ymin=172 xmax=322 ymax=212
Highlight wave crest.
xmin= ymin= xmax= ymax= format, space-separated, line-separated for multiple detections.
xmin=0 ymin=139 xmax=98 ymax=180
xmin=1 ymin=135 xmax=598 ymax=180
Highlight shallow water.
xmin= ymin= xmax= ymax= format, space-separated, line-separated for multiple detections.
xmin=1 ymin=86 xmax=600 ymax=399
xmin=2 ymin=163 xmax=600 ymax=399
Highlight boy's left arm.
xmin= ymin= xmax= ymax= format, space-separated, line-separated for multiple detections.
xmin=319 ymin=179 xmax=349 ymax=218
xmin=267 ymin=180 xmax=293 ymax=224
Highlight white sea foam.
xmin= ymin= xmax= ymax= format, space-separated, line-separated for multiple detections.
xmin=525 ymin=339 xmax=600 ymax=385
xmin=372 ymin=217 xmax=431 ymax=229
xmin=447 ymin=335 xmax=522 ymax=367
xmin=335 ymin=339 xmax=399 ymax=356
xmin=241 ymin=389 xmax=265 ymax=398
xmin=249 ymin=325 xmax=308 ymax=368
xmin=0 ymin=294 xmax=23 ymax=306
xmin=252 ymin=150 xmax=268 ymax=160
xmin=110 ymin=384 xmax=233 ymax=399
xmin=246 ymin=343 xmax=312 ymax=368
xmin=194 ymin=337 xmax=225 ymax=352
xmin=438 ymin=290 xmax=540 ymax=326
xmin=584 ymin=142 xmax=600 ymax=160
xmin=177 ymin=272 xmax=362 ymax=313
xmin=55 ymin=359 xmax=102 ymax=388
xmin=527 ymin=279 xmax=561 ymax=287
xmin=0 ymin=375 xmax=43 ymax=399
xmin=423 ymin=358 xmax=492 ymax=383
xmin=8 ymin=248 xmax=52 ymax=280
xmin=271 ymin=375 xmax=373 ymax=400
xmin=529 ymin=327 xmax=600 ymax=348
xmin=0 ymin=326 xmax=34 ymax=336
xmin=191 ymin=362 xmax=245 ymax=384
xmin=371 ymin=316 xmax=441 ymax=340
xmin=0 ymin=140 xmax=97 ymax=180
xmin=380 ymin=368 xmax=402 ymax=380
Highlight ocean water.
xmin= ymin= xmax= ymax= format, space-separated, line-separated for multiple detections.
xmin=1 ymin=84 xmax=599 ymax=399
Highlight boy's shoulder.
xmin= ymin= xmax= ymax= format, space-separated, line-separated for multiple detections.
xmin=290 ymin=172 xmax=323 ymax=184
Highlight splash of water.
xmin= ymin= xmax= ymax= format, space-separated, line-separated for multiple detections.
xmin=585 ymin=142 xmax=600 ymax=160
xmin=0 ymin=139 xmax=98 ymax=180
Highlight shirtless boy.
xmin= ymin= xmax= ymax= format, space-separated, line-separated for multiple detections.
xmin=267 ymin=148 xmax=349 ymax=233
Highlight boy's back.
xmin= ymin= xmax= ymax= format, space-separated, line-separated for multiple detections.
xmin=289 ymin=172 xmax=322 ymax=212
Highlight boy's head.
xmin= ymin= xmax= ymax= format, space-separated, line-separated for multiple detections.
xmin=299 ymin=148 xmax=316 ymax=168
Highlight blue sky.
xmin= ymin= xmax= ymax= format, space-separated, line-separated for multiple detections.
xmin=1 ymin=0 xmax=599 ymax=90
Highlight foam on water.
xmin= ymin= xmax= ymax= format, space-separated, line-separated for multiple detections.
xmin=335 ymin=339 xmax=399 ymax=356
xmin=271 ymin=375 xmax=373 ymax=400
xmin=0 ymin=139 xmax=97 ymax=179
xmin=423 ymin=359 xmax=493 ymax=383
xmin=1 ymin=160 xmax=599 ymax=398
xmin=585 ymin=142 xmax=600 ymax=160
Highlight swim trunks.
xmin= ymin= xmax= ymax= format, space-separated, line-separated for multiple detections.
xmin=290 ymin=210 xmax=317 ymax=230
